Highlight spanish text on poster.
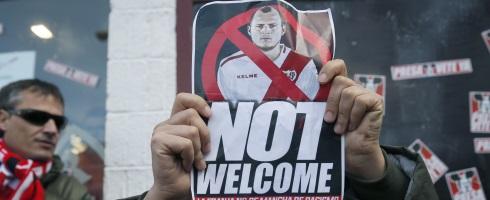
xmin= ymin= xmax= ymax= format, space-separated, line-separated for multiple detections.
xmin=390 ymin=59 xmax=472 ymax=81
xmin=191 ymin=1 xmax=343 ymax=199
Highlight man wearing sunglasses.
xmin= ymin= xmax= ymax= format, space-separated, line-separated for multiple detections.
xmin=0 ymin=79 xmax=92 ymax=199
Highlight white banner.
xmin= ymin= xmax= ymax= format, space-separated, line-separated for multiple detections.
xmin=43 ymin=60 xmax=99 ymax=88
xmin=390 ymin=58 xmax=472 ymax=81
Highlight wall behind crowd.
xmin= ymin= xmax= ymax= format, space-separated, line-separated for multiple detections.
xmin=104 ymin=0 xmax=489 ymax=198
xmin=324 ymin=1 xmax=490 ymax=199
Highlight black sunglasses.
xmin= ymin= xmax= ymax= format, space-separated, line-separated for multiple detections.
xmin=5 ymin=109 xmax=68 ymax=130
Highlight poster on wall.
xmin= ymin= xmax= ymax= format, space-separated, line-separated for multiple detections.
xmin=0 ymin=51 xmax=35 ymax=88
xmin=191 ymin=0 xmax=342 ymax=199
xmin=390 ymin=58 xmax=472 ymax=81
xmin=353 ymin=74 xmax=386 ymax=99
xmin=445 ymin=167 xmax=487 ymax=200
xmin=474 ymin=138 xmax=490 ymax=154
xmin=482 ymin=29 xmax=490 ymax=54
xmin=408 ymin=139 xmax=448 ymax=183
xmin=43 ymin=59 xmax=99 ymax=88
xmin=469 ymin=91 xmax=490 ymax=133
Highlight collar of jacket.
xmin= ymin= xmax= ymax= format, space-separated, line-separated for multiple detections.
xmin=40 ymin=155 xmax=64 ymax=186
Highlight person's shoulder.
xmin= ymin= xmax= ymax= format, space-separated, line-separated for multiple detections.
xmin=219 ymin=50 xmax=248 ymax=67
xmin=43 ymin=155 xmax=94 ymax=200
xmin=44 ymin=173 xmax=94 ymax=200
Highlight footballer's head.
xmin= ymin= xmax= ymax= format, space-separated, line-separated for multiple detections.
xmin=248 ymin=6 xmax=286 ymax=51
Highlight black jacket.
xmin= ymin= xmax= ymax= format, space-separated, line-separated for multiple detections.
xmin=123 ymin=146 xmax=438 ymax=200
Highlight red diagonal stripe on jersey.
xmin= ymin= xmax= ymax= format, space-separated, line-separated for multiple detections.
xmin=201 ymin=5 xmax=332 ymax=101
xmin=224 ymin=28 xmax=309 ymax=101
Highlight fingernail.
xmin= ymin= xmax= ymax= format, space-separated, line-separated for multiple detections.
xmin=200 ymin=160 xmax=207 ymax=170
xmin=186 ymin=163 xmax=193 ymax=172
xmin=325 ymin=111 xmax=334 ymax=122
xmin=348 ymin=124 xmax=355 ymax=131
xmin=334 ymin=123 xmax=343 ymax=134
xmin=204 ymin=106 xmax=212 ymax=117
xmin=318 ymin=73 xmax=328 ymax=83
xmin=203 ymin=143 xmax=211 ymax=153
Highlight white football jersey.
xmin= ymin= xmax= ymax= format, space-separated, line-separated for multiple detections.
xmin=217 ymin=44 xmax=319 ymax=103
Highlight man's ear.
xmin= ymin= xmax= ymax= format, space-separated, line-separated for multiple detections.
xmin=247 ymin=25 xmax=252 ymax=36
xmin=0 ymin=110 xmax=9 ymax=131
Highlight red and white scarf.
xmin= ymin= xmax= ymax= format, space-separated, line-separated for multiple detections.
xmin=0 ymin=139 xmax=52 ymax=200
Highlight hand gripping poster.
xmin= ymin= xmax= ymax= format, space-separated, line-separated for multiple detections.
xmin=192 ymin=1 xmax=343 ymax=200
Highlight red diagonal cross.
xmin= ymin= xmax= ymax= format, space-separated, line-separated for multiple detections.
xmin=224 ymin=27 xmax=310 ymax=101
xmin=201 ymin=5 xmax=332 ymax=101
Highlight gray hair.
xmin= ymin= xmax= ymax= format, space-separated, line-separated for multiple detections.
xmin=0 ymin=79 xmax=64 ymax=110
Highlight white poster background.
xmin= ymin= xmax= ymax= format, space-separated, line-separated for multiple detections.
xmin=0 ymin=51 xmax=36 ymax=88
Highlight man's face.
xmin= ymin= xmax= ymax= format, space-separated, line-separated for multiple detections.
xmin=0 ymin=91 xmax=64 ymax=161
xmin=248 ymin=8 xmax=285 ymax=51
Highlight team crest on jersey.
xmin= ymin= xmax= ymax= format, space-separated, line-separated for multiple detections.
xmin=469 ymin=91 xmax=490 ymax=133
xmin=283 ymin=69 xmax=297 ymax=81
xmin=408 ymin=139 xmax=448 ymax=183
xmin=445 ymin=167 xmax=487 ymax=200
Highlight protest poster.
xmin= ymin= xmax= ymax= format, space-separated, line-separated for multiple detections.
xmin=408 ymin=139 xmax=448 ymax=183
xmin=445 ymin=167 xmax=487 ymax=200
xmin=353 ymin=74 xmax=386 ymax=99
xmin=474 ymin=138 xmax=490 ymax=154
xmin=43 ymin=59 xmax=99 ymax=88
xmin=482 ymin=29 xmax=490 ymax=54
xmin=469 ymin=91 xmax=490 ymax=133
xmin=192 ymin=1 xmax=342 ymax=199
xmin=390 ymin=58 xmax=472 ymax=81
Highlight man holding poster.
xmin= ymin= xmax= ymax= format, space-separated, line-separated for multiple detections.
xmin=193 ymin=2 xmax=343 ymax=199
xmin=135 ymin=60 xmax=437 ymax=200
xmin=123 ymin=1 xmax=437 ymax=200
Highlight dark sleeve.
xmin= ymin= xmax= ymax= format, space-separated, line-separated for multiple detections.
xmin=347 ymin=148 xmax=409 ymax=200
